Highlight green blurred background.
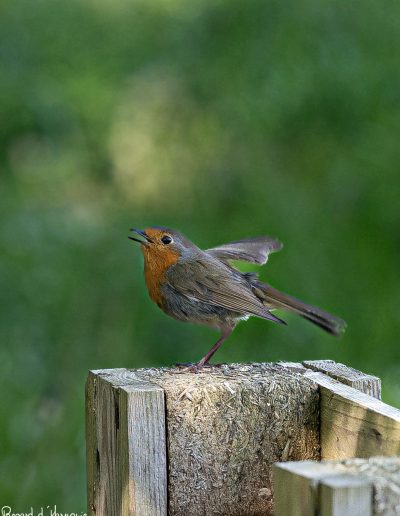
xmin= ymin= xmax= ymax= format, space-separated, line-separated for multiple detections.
xmin=1 ymin=0 xmax=400 ymax=509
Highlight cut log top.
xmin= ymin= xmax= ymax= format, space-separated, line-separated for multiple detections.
xmin=135 ymin=363 xmax=320 ymax=516
xmin=90 ymin=358 xmax=382 ymax=397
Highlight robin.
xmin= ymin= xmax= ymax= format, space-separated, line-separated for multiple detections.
xmin=129 ymin=226 xmax=346 ymax=370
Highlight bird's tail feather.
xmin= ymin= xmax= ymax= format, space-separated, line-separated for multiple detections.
xmin=252 ymin=281 xmax=346 ymax=336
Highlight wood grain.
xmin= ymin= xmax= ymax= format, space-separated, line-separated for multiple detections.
xmin=274 ymin=461 xmax=373 ymax=516
xmin=86 ymin=369 xmax=167 ymax=516
xmin=303 ymin=360 xmax=381 ymax=399
xmin=275 ymin=457 xmax=400 ymax=515
xmin=274 ymin=461 xmax=340 ymax=516
xmin=87 ymin=364 xmax=320 ymax=515
xmin=304 ymin=371 xmax=400 ymax=459
xmin=86 ymin=362 xmax=397 ymax=515
xmin=320 ymin=474 xmax=372 ymax=516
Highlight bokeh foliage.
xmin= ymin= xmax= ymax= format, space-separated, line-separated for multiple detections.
xmin=1 ymin=0 xmax=400 ymax=509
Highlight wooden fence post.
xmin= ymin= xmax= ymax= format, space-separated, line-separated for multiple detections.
xmin=302 ymin=360 xmax=381 ymax=399
xmin=85 ymin=361 xmax=399 ymax=515
xmin=274 ymin=457 xmax=400 ymax=516
xmin=319 ymin=474 xmax=372 ymax=516
xmin=86 ymin=370 xmax=167 ymax=516
xmin=302 ymin=371 xmax=400 ymax=459
xmin=273 ymin=461 xmax=373 ymax=516
xmin=86 ymin=363 xmax=321 ymax=515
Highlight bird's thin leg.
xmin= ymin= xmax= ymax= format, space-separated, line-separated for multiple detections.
xmin=171 ymin=325 xmax=235 ymax=373
xmin=195 ymin=325 xmax=234 ymax=368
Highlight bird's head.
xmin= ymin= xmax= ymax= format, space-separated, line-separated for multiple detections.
xmin=129 ymin=226 xmax=197 ymax=265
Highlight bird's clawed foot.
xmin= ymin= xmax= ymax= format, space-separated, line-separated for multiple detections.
xmin=176 ymin=364 xmax=203 ymax=374
xmin=171 ymin=362 xmax=224 ymax=374
xmin=172 ymin=362 xmax=204 ymax=373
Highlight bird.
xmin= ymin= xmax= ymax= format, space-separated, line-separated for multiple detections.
xmin=129 ymin=226 xmax=346 ymax=371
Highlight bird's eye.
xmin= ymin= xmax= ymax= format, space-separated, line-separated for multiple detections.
xmin=161 ymin=235 xmax=173 ymax=245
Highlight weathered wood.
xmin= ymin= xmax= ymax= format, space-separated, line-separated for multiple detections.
xmin=86 ymin=371 xmax=97 ymax=514
xmin=274 ymin=461 xmax=372 ymax=516
xmin=86 ymin=361 xmax=396 ymax=515
xmin=303 ymin=360 xmax=381 ymax=399
xmin=277 ymin=361 xmax=307 ymax=373
xmin=274 ymin=457 xmax=400 ymax=516
xmin=319 ymin=474 xmax=372 ymax=516
xmin=331 ymin=457 xmax=400 ymax=515
xmin=279 ymin=360 xmax=381 ymax=398
xmin=87 ymin=363 xmax=320 ymax=516
xmin=86 ymin=369 xmax=167 ymax=516
xmin=304 ymin=371 xmax=400 ymax=459
xmin=273 ymin=460 xmax=342 ymax=516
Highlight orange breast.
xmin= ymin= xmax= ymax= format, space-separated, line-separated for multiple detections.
xmin=142 ymin=246 xmax=180 ymax=308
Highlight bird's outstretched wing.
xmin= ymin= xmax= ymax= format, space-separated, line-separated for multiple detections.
xmin=165 ymin=256 xmax=285 ymax=324
xmin=206 ymin=236 xmax=282 ymax=265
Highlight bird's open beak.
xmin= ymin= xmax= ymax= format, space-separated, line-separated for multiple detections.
xmin=128 ymin=228 xmax=153 ymax=244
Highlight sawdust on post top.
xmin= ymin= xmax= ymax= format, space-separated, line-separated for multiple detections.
xmin=133 ymin=362 xmax=320 ymax=516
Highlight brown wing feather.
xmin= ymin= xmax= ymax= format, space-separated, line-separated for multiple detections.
xmin=205 ymin=236 xmax=282 ymax=265
xmin=165 ymin=256 xmax=285 ymax=324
